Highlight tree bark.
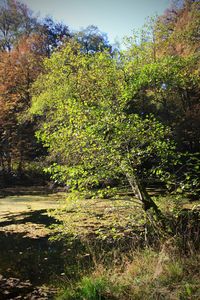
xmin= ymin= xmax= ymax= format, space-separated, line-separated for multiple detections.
xmin=126 ymin=173 xmax=163 ymax=218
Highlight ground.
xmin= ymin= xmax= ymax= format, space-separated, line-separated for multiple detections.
xmin=0 ymin=188 xmax=66 ymax=299
xmin=0 ymin=187 xmax=199 ymax=299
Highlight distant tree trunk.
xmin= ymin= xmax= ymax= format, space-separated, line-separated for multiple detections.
xmin=6 ymin=154 xmax=12 ymax=174
xmin=0 ymin=153 xmax=5 ymax=172
xmin=17 ymin=159 xmax=23 ymax=177
xmin=17 ymin=139 xmax=24 ymax=177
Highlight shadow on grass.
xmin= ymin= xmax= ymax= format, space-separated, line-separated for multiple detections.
xmin=0 ymin=209 xmax=91 ymax=299
xmin=0 ymin=209 xmax=58 ymax=227
xmin=0 ymin=210 xmax=64 ymax=285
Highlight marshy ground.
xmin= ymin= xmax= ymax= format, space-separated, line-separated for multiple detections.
xmin=0 ymin=188 xmax=67 ymax=299
xmin=0 ymin=187 xmax=200 ymax=299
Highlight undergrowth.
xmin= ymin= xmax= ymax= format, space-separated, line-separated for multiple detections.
xmin=56 ymin=246 xmax=200 ymax=300
xmin=52 ymin=193 xmax=200 ymax=299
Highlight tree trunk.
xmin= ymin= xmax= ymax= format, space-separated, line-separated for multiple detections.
xmin=126 ymin=173 xmax=163 ymax=218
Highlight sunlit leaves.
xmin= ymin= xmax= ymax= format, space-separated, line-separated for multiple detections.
xmin=30 ymin=41 xmax=174 ymax=194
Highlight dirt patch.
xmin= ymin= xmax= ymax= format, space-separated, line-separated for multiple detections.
xmin=0 ymin=274 xmax=57 ymax=299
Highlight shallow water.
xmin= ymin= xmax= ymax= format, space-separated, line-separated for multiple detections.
xmin=0 ymin=189 xmax=62 ymax=214
xmin=0 ymin=188 xmax=89 ymax=299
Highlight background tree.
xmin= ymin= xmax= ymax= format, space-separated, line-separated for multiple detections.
xmin=155 ymin=0 xmax=200 ymax=57
xmin=0 ymin=34 xmax=45 ymax=177
xmin=39 ymin=17 xmax=71 ymax=57
xmin=121 ymin=2 xmax=200 ymax=197
xmin=0 ymin=0 xmax=38 ymax=51
xmin=123 ymin=55 xmax=200 ymax=150
xmin=75 ymin=25 xmax=112 ymax=54
xmin=0 ymin=1 xmax=73 ymax=183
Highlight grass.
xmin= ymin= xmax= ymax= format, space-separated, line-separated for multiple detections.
xmin=56 ymin=248 xmax=200 ymax=300
xmin=50 ymin=191 xmax=200 ymax=239
xmin=50 ymin=196 xmax=146 ymax=243
xmin=1 ymin=188 xmax=198 ymax=299
xmin=52 ymin=192 xmax=200 ymax=299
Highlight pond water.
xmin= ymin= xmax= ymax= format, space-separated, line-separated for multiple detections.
xmin=0 ymin=188 xmax=90 ymax=299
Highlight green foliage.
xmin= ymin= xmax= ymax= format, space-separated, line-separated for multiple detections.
xmin=124 ymin=54 xmax=199 ymax=118
xmin=163 ymin=152 xmax=200 ymax=197
xmin=56 ymin=276 xmax=111 ymax=300
xmin=177 ymin=152 xmax=200 ymax=198
xmin=30 ymin=41 xmax=174 ymax=205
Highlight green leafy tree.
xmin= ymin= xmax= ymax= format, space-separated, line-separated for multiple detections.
xmin=122 ymin=10 xmax=200 ymax=198
xmin=123 ymin=54 xmax=200 ymax=151
xmin=30 ymin=41 xmax=175 ymax=217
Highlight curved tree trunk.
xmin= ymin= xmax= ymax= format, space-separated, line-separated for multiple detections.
xmin=126 ymin=173 xmax=163 ymax=218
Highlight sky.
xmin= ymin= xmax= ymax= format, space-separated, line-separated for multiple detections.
xmin=20 ymin=0 xmax=171 ymax=45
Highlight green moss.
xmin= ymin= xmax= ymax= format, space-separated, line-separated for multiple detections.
xmin=50 ymin=194 xmax=146 ymax=241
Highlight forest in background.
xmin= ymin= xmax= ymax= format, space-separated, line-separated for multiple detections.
xmin=0 ymin=0 xmax=199 ymax=192
xmin=0 ymin=0 xmax=199 ymax=204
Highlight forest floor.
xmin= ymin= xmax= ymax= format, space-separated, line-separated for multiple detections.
xmin=49 ymin=191 xmax=200 ymax=300
xmin=0 ymin=187 xmax=199 ymax=299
